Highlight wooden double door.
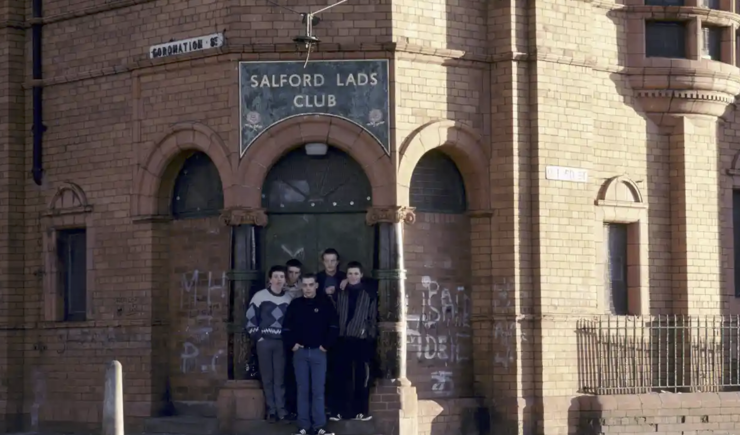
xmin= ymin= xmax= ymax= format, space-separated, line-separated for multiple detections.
xmin=262 ymin=213 xmax=373 ymax=275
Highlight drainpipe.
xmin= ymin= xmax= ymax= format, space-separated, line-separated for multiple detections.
xmin=31 ymin=0 xmax=46 ymax=186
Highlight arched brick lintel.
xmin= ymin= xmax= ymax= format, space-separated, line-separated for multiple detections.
xmin=398 ymin=120 xmax=489 ymax=211
xmin=234 ymin=115 xmax=395 ymax=209
xmin=132 ymin=122 xmax=235 ymax=217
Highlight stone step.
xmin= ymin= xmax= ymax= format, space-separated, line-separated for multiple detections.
xmin=144 ymin=416 xmax=379 ymax=435
xmin=172 ymin=401 xmax=218 ymax=418
xmin=144 ymin=416 xmax=218 ymax=435
xmin=233 ymin=418 xmax=379 ymax=435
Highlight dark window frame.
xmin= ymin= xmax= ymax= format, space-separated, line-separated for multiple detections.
xmin=605 ymin=223 xmax=629 ymax=316
xmin=57 ymin=228 xmax=87 ymax=322
xmin=262 ymin=146 xmax=372 ymax=214
xmin=645 ymin=21 xmax=688 ymax=59
xmin=702 ymin=26 xmax=723 ymax=61
xmin=171 ymin=151 xmax=225 ymax=219
xmin=409 ymin=150 xmax=467 ymax=214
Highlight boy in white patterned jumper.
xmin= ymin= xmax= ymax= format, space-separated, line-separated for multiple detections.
xmin=246 ymin=265 xmax=293 ymax=424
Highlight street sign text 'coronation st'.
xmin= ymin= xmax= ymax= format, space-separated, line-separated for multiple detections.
xmin=248 ymin=72 xmax=380 ymax=109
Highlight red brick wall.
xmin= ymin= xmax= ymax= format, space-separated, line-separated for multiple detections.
xmin=168 ymin=217 xmax=230 ymax=403
xmin=404 ymin=212 xmax=476 ymax=435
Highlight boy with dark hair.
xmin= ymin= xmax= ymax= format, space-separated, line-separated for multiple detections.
xmin=316 ymin=248 xmax=346 ymax=301
xmin=329 ymin=261 xmax=377 ymax=422
xmin=282 ymin=273 xmax=339 ymax=435
xmin=285 ymin=258 xmax=304 ymax=300
xmin=246 ymin=265 xmax=293 ymax=424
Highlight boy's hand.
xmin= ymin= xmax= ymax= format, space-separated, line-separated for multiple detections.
xmin=325 ymin=286 xmax=336 ymax=295
xmin=340 ymin=279 xmax=348 ymax=290
xmin=319 ymin=346 xmax=327 ymax=352
xmin=292 ymin=343 xmax=303 ymax=351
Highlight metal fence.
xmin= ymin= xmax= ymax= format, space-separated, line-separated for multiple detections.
xmin=576 ymin=315 xmax=740 ymax=395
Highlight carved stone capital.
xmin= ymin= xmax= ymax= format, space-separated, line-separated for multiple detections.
xmin=220 ymin=208 xmax=268 ymax=227
xmin=365 ymin=206 xmax=416 ymax=226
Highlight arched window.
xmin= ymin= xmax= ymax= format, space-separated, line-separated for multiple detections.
xmin=409 ymin=150 xmax=467 ymax=213
xmin=171 ymin=152 xmax=224 ymax=219
xmin=262 ymin=146 xmax=371 ymax=214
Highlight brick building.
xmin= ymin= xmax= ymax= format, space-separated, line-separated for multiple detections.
xmin=4 ymin=0 xmax=740 ymax=434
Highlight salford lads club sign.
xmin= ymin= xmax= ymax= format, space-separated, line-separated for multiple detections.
xmin=238 ymin=60 xmax=390 ymax=157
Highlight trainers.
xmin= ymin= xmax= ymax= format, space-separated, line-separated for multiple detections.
xmin=293 ymin=429 xmax=309 ymax=435
xmin=267 ymin=413 xmax=278 ymax=423
xmin=328 ymin=413 xmax=342 ymax=421
xmin=353 ymin=413 xmax=373 ymax=421
xmin=278 ymin=416 xmax=291 ymax=425
xmin=315 ymin=428 xmax=334 ymax=435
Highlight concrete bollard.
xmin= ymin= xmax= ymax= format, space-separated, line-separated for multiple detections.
xmin=103 ymin=360 xmax=124 ymax=435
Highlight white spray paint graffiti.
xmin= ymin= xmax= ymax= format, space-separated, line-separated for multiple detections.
xmin=430 ymin=370 xmax=454 ymax=396
xmin=406 ymin=276 xmax=472 ymax=396
xmin=281 ymin=244 xmax=305 ymax=259
xmin=181 ymin=270 xmax=227 ymax=309
xmin=492 ymin=279 xmax=526 ymax=370
xmin=179 ymin=270 xmax=227 ymax=374
xmin=406 ymin=276 xmax=471 ymax=363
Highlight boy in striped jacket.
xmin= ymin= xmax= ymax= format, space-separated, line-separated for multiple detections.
xmin=327 ymin=261 xmax=377 ymax=423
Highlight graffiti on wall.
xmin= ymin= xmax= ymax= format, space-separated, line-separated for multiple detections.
xmin=406 ymin=275 xmax=472 ymax=396
xmin=115 ymin=296 xmax=143 ymax=317
xmin=492 ymin=279 xmax=526 ymax=370
xmin=179 ymin=270 xmax=227 ymax=374
xmin=407 ymin=276 xmax=472 ymax=363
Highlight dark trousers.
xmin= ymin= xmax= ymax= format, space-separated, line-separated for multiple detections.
xmin=333 ymin=337 xmax=372 ymax=416
xmin=284 ymin=343 xmax=297 ymax=414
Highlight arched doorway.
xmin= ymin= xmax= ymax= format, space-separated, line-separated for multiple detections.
xmin=261 ymin=145 xmax=374 ymax=272
xmin=167 ymin=151 xmax=229 ymax=408
xmin=404 ymin=149 xmax=474 ymax=399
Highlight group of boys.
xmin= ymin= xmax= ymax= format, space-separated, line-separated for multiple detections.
xmin=245 ymin=249 xmax=378 ymax=435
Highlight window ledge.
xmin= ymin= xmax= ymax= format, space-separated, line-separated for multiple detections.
xmin=596 ymin=200 xmax=648 ymax=209
xmin=132 ymin=214 xmax=172 ymax=224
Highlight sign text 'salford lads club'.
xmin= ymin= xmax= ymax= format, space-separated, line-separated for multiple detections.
xmin=239 ymin=60 xmax=390 ymax=157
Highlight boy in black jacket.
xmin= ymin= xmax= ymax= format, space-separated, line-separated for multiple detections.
xmin=282 ymin=273 xmax=339 ymax=435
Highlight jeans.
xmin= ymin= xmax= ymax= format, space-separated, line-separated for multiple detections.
xmin=293 ymin=347 xmax=328 ymax=430
xmin=256 ymin=338 xmax=287 ymax=418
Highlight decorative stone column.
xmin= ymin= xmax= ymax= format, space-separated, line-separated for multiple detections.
xmin=220 ymin=207 xmax=268 ymax=379
xmin=365 ymin=205 xmax=418 ymax=435
xmin=217 ymin=208 xmax=268 ymax=433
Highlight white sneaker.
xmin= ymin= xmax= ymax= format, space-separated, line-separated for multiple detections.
xmin=353 ymin=413 xmax=373 ymax=421
xmin=329 ymin=413 xmax=342 ymax=421
xmin=316 ymin=428 xmax=334 ymax=435
xmin=293 ymin=430 xmax=309 ymax=435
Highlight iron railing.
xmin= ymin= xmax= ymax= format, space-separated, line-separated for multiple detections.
xmin=577 ymin=315 xmax=740 ymax=395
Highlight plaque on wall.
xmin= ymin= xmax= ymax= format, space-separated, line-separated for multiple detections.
xmin=239 ymin=60 xmax=390 ymax=157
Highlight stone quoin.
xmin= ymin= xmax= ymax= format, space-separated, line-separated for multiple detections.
xmin=3 ymin=1 xmax=740 ymax=435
